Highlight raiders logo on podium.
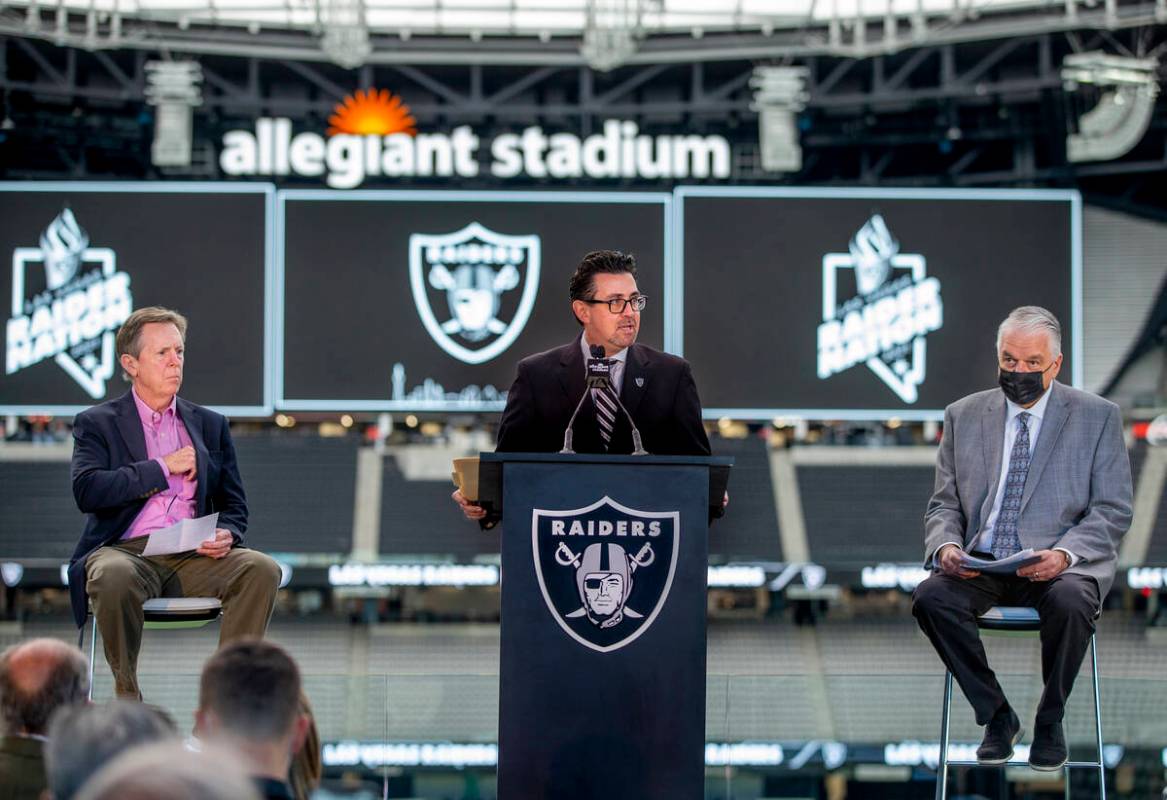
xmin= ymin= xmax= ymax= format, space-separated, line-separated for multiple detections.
xmin=532 ymin=496 xmax=678 ymax=653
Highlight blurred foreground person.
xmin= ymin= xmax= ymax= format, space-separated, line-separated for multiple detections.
xmin=196 ymin=640 xmax=310 ymax=800
xmin=73 ymin=741 xmax=259 ymax=800
xmin=288 ymin=692 xmax=321 ymax=800
xmin=45 ymin=700 xmax=178 ymax=800
xmin=0 ymin=639 xmax=88 ymax=800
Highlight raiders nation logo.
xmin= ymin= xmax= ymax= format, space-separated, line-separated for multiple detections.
xmin=6 ymin=209 xmax=132 ymax=398
xmin=816 ymin=214 xmax=943 ymax=403
xmin=532 ymin=496 xmax=678 ymax=653
xmin=408 ymin=222 xmax=540 ymax=365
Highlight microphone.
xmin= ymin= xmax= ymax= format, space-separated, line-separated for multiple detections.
xmin=560 ymin=345 xmax=648 ymax=455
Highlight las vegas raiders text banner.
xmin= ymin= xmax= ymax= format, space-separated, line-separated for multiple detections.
xmin=677 ymin=188 xmax=1080 ymax=419
xmin=0 ymin=183 xmax=273 ymax=416
xmin=277 ymin=191 xmax=669 ymax=411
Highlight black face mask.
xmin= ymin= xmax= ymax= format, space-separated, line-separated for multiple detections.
xmin=998 ymin=364 xmax=1053 ymax=406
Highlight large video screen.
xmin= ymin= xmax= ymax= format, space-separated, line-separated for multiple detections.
xmin=678 ymin=188 xmax=1080 ymax=419
xmin=278 ymin=191 xmax=670 ymax=411
xmin=0 ymin=184 xmax=273 ymax=416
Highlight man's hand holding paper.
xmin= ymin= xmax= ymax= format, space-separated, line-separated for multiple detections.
xmin=958 ymin=548 xmax=1042 ymax=576
xmin=141 ymin=513 xmax=220 ymax=557
xmin=197 ymin=529 xmax=235 ymax=559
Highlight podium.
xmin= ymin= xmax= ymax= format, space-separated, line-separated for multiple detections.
xmin=478 ymin=452 xmax=732 ymax=800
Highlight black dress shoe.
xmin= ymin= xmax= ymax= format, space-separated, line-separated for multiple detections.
xmin=977 ymin=706 xmax=1022 ymax=765
xmin=1029 ymin=722 xmax=1068 ymax=771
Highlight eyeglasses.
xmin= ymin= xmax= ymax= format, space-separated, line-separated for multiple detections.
xmin=581 ymin=295 xmax=648 ymax=314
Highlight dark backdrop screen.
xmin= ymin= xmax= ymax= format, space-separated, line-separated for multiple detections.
xmin=0 ymin=185 xmax=270 ymax=415
xmin=279 ymin=193 xmax=668 ymax=411
xmin=680 ymin=191 xmax=1076 ymax=417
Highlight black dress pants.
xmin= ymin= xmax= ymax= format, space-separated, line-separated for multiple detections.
xmin=912 ymin=569 xmax=1100 ymax=726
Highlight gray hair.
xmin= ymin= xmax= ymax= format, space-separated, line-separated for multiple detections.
xmin=74 ymin=741 xmax=260 ymax=800
xmin=46 ymin=700 xmax=179 ymax=800
xmin=996 ymin=306 xmax=1062 ymax=357
xmin=0 ymin=639 xmax=89 ymax=736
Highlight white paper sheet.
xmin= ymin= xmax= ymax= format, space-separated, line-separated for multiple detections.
xmin=959 ymin=548 xmax=1041 ymax=575
xmin=141 ymin=513 xmax=220 ymax=557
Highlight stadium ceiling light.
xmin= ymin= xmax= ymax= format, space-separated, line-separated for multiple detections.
xmin=144 ymin=61 xmax=203 ymax=168
xmin=750 ymin=65 xmax=810 ymax=173
xmin=580 ymin=0 xmax=644 ymax=72
xmin=1061 ymin=51 xmax=1160 ymax=163
xmin=319 ymin=0 xmax=373 ymax=69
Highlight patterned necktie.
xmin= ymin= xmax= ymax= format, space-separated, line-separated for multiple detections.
xmin=992 ymin=411 xmax=1031 ymax=560
xmin=592 ymin=362 xmax=620 ymax=450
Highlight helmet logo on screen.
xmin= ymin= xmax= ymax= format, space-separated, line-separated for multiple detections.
xmin=533 ymin=497 xmax=678 ymax=653
xmin=409 ymin=222 xmax=540 ymax=364
xmin=816 ymin=214 xmax=944 ymax=404
xmin=5 ymin=209 xmax=133 ymax=399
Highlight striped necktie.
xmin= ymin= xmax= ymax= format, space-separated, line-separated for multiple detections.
xmin=992 ymin=411 xmax=1031 ymax=560
xmin=592 ymin=372 xmax=620 ymax=451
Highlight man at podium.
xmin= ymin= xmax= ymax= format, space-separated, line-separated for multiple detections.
xmin=453 ymin=249 xmax=711 ymax=523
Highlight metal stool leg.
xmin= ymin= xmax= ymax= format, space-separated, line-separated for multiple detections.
xmin=936 ymin=670 xmax=953 ymax=800
xmin=85 ymin=613 xmax=97 ymax=701
xmin=1090 ymin=632 xmax=1105 ymax=800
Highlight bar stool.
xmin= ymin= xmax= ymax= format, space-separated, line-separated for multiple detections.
xmin=79 ymin=597 xmax=223 ymax=700
xmin=935 ymin=606 xmax=1105 ymax=800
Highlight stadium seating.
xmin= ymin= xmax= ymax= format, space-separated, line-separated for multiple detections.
xmin=233 ymin=436 xmax=359 ymax=555
xmin=800 ymin=464 xmax=935 ymax=566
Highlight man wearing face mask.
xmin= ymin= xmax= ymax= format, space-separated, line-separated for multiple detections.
xmin=912 ymin=306 xmax=1132 ymax=772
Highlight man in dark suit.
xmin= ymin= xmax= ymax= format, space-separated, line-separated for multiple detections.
xmin=913 ymin=306 xmax=1132 ymax=771
xmin=453 ymin=250 xmax=713 ymax=522
xmin=69 ymin=306 xmax=280 ymax=699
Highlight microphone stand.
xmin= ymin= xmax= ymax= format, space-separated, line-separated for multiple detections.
xmin=611 ymin=391 xmax=647 ymax=456
xmin=561 ymin=381 xmax=648 ymax=456
xmin=559 ymin=389 xmax=593 ymax=455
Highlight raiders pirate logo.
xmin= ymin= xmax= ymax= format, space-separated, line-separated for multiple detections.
xmin=408 ymin=222 xmax=540 ymax=365
xmin=532 ymin=496 xmax=678 ymax=653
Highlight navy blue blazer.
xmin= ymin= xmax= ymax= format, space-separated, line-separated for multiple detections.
xmin=67 ymin=391 xmax=248 ymax=627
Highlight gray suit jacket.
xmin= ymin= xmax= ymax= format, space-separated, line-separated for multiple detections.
xmin=924 ymin=380 xmax=1133 ymax=597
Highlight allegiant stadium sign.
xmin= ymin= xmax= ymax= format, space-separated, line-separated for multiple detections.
xmin=221 ymin=118 xmax=731 ymax=187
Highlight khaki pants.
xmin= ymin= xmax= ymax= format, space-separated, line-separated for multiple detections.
xmin=85 ymin=537 xmax=280 ymax=698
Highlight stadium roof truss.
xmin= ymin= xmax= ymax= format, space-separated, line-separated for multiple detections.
xmin=0 ymin=0 xmax=1164 ymax=65
xmin=0 ymin=3 xmax=1164 ymax=217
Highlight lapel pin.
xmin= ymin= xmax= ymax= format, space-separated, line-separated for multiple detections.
xmin=635 ymin=377 xmax=645 ymax=388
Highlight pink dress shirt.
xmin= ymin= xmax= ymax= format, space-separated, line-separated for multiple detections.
xmin=121 ymin=388 xmax=197 ymax=540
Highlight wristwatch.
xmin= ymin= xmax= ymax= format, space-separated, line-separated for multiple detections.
xmin=1060 ymin=550 xmax=1072 ymax=569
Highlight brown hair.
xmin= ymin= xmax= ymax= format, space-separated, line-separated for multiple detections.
xmin=199 ymin=639 xmax=301 ymax=742
xmin=115 ymin=307 xmax=188 ymax=362
xmin=288 ymin=691 xmax=321 ymax=800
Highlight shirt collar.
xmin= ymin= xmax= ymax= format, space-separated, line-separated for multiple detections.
xmin=1005 ymin=381 xmax=1053 ymax=424
xmin=131 ymin=387 xmax=177 ymax=426
xmin=579 ymin=333 xmax=629 ymax=365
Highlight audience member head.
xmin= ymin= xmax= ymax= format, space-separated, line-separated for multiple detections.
xmin=74 ymin=741 xmax=260 ymax=800
xmin=288 ymin=691 xmax=321 ymax=800
xmin=45 ymin=700 xmax=178 ymax=800
xmin=0 ymin=638 xmax=88 ymax=737
xmin=196 ymin=640 xmax=308 ymax=781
